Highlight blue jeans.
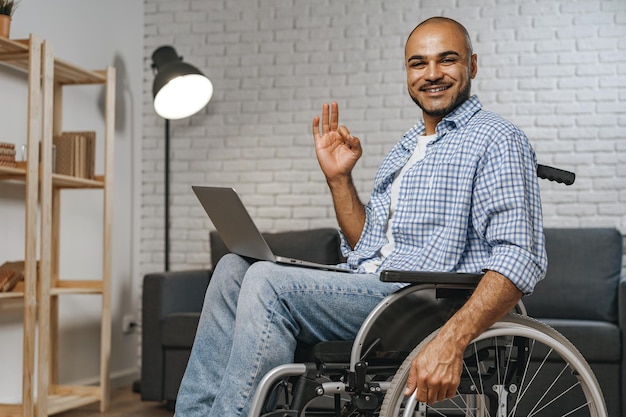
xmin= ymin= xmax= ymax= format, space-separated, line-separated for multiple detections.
xmin=174 ymin=254 xmax=402 ymax=417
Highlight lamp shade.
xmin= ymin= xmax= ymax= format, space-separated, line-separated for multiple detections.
xmin=151 ymin=46 xmax=213 ymax=120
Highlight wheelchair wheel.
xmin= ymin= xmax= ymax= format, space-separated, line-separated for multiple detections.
xmin=379 ymin=314 xmax=607 ymax=417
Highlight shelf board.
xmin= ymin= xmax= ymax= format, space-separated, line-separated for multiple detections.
xmin=0 ymin=165 xmax=26 ymax=181
xmin=0 ymin=37 xmax=106 ymax=85
xmin=48 ymin=384 xmax=102 ymax=414
xmin=52 ymin=280 xmax=104 ymax=295
xmin=52 ymin=173 xmax=105 ymax=189
xmin=0 ymin=166 xmax=105 ymax=189
xmin=0 ymin=403 xmax=21 ymax=417
xmin=0 ymin=291 xmax=24 ymax=300
xmin=0 ymin=385 xmax=103 ymax=416
xmin=0 ymin=281 xmax=24 ymax=300
xmin=0 ymin=280 xmax=104 ymax=299
xmin=48 ymin=395 xmax=100 ymax=415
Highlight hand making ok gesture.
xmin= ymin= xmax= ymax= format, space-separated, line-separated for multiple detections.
xmin=312 ymin=101 xmax=363 ymax=183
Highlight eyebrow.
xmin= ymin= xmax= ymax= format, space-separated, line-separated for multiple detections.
xmin=407 ymin=50 xmax=462 ymax=62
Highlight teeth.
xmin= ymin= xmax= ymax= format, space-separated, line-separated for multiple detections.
xmin=425 ymin=86 xmax=447 ymax=92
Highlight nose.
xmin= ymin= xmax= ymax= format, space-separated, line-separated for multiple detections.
xmin=425 ymin=62 xmax=443 ymax=82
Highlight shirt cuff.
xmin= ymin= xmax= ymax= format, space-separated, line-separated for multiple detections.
xmin=483 ymin=245 xmax=546 ymax=294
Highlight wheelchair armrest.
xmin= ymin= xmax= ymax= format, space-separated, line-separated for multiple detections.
xmin=379 ymin=271 xmax=527 ymax=313
xmin=380 ymin=270 xmax=483 ymax=285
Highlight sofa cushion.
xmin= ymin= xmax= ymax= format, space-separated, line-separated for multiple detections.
xmin=210 ymin=228 xmax=344 ymax=267
xmin=523 ymin=228 xmax=623 ymax=323
xmin=539 ymin=318 xmax=621 ymax=362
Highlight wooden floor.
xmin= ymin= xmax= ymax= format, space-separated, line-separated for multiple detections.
xmin=54 ymin=386 xmax=173 ymax=417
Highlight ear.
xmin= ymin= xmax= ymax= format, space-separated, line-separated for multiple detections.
xmin=469 ymin=54 xmax=478 ymax=79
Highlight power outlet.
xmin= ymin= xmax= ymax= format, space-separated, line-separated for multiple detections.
xmin=122 ymin=314 xmax=136 ymax=334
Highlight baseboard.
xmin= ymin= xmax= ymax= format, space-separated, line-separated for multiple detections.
xmin=64 ymin=367 xmax=140 ymax=390
xmin=110 ymin=367 xmax=141 ymax=389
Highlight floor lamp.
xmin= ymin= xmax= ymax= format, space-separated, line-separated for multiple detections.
xmin=151 ymin=46 xmax=213 ymax=271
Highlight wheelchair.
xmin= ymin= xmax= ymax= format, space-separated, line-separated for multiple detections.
xmin=248 ymin=166 xmax=608 ymax=417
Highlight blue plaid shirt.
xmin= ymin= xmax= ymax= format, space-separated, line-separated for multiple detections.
xmin=342 ymin=96 xmax=547 ymax=294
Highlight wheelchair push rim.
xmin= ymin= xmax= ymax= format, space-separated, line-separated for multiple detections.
xmin=380 ymin=314 xmax=607 ymax=417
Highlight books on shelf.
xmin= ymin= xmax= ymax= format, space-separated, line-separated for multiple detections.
xmin=53 ymin=131 xmax=96 ymax=179
xmin=0 ymin=142 xmax=16 ymax=167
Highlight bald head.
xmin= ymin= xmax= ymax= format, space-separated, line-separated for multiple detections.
xmin=406 ymin=17 xmax=473 ymax=59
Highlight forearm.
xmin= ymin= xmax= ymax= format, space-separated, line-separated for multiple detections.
xmin=438 ymin=270 xmax=522 ymax=348
xmin=406 ymin=270 xmax=525 ymax=402
xmin=327 ymin=175 xmax=365 ymax=249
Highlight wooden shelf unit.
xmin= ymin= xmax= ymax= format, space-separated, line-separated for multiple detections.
xmin=0 ymin=34 xmax=115 ymax=417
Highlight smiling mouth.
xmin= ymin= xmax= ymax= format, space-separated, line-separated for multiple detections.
xmin=421 ymin=85 xmax=450 ymax=93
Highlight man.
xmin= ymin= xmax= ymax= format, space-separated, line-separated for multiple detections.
xmin=175 ymin=16 xmax=546 ymax=415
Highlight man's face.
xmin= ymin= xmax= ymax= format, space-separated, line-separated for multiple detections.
xmin=405 ymin=22 xmax=477 ymax=125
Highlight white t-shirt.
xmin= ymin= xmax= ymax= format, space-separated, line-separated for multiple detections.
xmin=361 ymin=134 xmax=436 ymax=273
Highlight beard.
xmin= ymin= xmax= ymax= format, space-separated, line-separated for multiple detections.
xmin=409 ymin=79 xmax=472 ymax=118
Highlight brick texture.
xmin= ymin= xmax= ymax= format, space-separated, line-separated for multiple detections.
xmin=143 ymin=0 xmax=626 ymax=275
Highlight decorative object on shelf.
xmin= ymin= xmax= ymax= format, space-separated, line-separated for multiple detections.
xmin=0 ymin=269 xmax=17 ymax=291
xmin=0 ymin=0 xmax=17 ymax=38
xmin=151 ymin=46 xmax=213 ymax=271
xmin=0 ymin=260 xmax=30 ymax=292
xmin=0 ymin=141 xmax=16 ymax=166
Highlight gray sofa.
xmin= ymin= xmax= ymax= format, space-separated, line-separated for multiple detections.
xmin=140 ymin=227 xmax=625 ymax=416
xmin=140 ymin=228 xmax=345 ymax=409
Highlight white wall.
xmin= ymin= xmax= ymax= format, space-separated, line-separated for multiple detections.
xmin=0 ymin=1 xmax=143 ymax=402
xmin=142 ymin=0 xmax=626 ymax=275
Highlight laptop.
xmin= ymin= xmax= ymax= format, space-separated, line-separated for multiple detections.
xmin=192 ymin=186 xmax=349 ymax=273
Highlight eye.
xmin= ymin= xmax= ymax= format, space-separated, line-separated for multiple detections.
xmin=409 ymin=61 xmax=426 ymax=69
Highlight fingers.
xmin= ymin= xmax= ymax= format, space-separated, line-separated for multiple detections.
xmin=321 ymin=102 xmax=330 ymax=134
xmin=411 ymin=372 xmax=457 ymax=404
xmin=312 ymin=115 xmax=320 ymax=139
xmin=338 ymin=128 xmax=362 ymax=154
xmin=409 ymin=385 xmax=447 ymax=405
xmin=337 ymin=125 xmax=356 ymax=148
xmin=405 ymin=350 xmax=458 ymax=405
xmin=337 ymin=125 xmax=350 ymax=139
xmin=426 ymin=386 xmax=444 ymax=404
xmin=404 ymin=367 xmax=417 ymax=397
xmin=330 ymin=101 xmax=338 ymax=131
xmin=314 ymin=102 xmax=339 ymax=136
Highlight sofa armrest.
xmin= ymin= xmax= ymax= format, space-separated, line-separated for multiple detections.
xmin=141 ymin=269 xmax=211 ymax=401
xmin=617 ymin=276 xmax=626 ymax=328
xmin=615 ymin=238 xmax=625 ymax=414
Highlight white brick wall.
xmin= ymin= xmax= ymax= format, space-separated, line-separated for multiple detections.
xmin=142 ymin=0 xmax=626 ymax=275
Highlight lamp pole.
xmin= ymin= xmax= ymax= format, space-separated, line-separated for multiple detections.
xmin=164 ymin=118 xmax=170 ymax=271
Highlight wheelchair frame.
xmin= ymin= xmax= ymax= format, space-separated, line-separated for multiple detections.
xmin=247 ymin=165 xmax=607 ymax=417
xmin=249 ymin=274 xmax=606 ymax=417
